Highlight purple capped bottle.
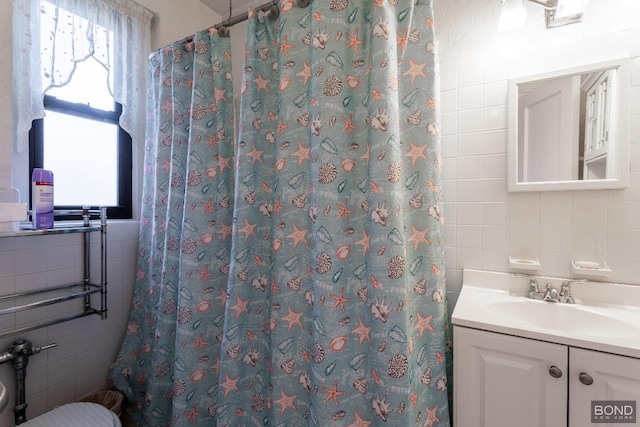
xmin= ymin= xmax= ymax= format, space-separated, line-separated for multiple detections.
xmin=31 ymin=168 xmax=54 ymax=229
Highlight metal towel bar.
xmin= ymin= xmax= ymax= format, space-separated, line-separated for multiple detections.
xmin=0 ymin=208 xmax=108 ymax=339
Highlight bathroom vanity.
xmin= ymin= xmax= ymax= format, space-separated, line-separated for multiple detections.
xmin=452 ymin=269 xmax=640 ymax=427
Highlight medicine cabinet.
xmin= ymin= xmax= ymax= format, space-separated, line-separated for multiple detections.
xmin=507 ymin=57 xmax=630 ymax=192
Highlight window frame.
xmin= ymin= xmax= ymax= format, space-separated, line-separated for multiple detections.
xmin=29 ymin=94 xmax=133 ymax=219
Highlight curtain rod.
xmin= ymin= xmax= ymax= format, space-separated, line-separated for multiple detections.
xmin=208 ymin=0 xmax=309 ymax=36
xmin=150 ymin=0 xmax=311 ymax=58
xmin=212 ymin=0 xmax=310 ymax=34
xmin=151 ymin=0 xmax=277 ymax=58
xmin=203 ymin=0 xmax=279 ymax=39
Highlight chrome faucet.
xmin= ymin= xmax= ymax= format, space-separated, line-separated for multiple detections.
xmin=542 ymin=283 xmax=560 ymax=302
xmin=516 ymin=274 xmax=581 ymax=304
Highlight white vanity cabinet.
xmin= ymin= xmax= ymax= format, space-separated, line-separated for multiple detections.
xmin=455 ymin=327 xmax=640 ymax=427
xmin=454 ymin=327 xmax=567 ymax=427
xmin=570 ymin=347 xmax=640 ymax=427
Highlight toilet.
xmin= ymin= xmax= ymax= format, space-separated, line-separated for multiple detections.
xmin=20 ymin=402 xmax=121 ymax=427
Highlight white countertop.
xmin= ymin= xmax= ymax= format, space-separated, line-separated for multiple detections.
xmin=452 ymin=269 xmax=640 ymax=358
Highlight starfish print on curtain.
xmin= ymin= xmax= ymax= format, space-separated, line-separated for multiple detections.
xmin=217 ymin=1 xmax=451 ymax=426
xmin=110 ymin=30 xmax=236 ymax=425
xmin=110 ymin=1 xmax=451 ymax=426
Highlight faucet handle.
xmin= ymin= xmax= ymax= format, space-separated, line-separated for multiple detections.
xmin=515 ymin=273 xmax=539 ymax=288
xmin=515 ymin=273 xmax=542 ymax=299
xmin=559 ymin=279 xmax=585 ymax=304
xmin=33 ymin=342 xmax=57 ymax=354
xmin=560 ymin=279 xmax=586 ymax=294
xmin=0 ymin=339 xmax=57 ymax=364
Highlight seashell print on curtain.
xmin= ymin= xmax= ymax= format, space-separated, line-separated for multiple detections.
xmin=111 ymin=1 xmax=451 ymax=426
xmin=110 ymin=30 xmax=236 ymax=425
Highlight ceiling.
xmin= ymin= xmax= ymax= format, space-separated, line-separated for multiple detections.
xmin=198 ymin=0 xmax=272 ymax=18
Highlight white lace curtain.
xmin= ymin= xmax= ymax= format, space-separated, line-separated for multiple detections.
xmin=12 ymin=0 xmax=153 ymax=153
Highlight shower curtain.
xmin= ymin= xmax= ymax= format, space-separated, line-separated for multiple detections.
xmin=111 ymin=1 xmax=451 ymax=426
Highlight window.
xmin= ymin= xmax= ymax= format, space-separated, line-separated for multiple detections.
xmin=29 ymin=59 xmax=132 ymax=219
xmin=14 ymin=0 xmax=151 ymax=220
xmin=27 ymin=4 xmax=133 ymax=219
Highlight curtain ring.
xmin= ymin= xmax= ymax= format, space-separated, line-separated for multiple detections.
xmin=216 ymin=0 xmax=231 ymax=37
xmin=297 ymin=0 xmax=310 ymax=8
xmin=268 ymin=4 xmax=280 ymax=20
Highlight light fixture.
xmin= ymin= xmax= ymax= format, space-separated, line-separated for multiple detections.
xmin=498 ymin=0 xmax=588 ymax=31
xmin=546 ymin=0 xmax=589 ymax=28
xmin=498 ymin=0 xmax=527 ymax=32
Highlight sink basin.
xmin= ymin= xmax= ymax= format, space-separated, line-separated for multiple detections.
xmin=487 ymin=300 xmax=640 ymax=338
xmin=453 ymin=270 xmax=640 ymax=358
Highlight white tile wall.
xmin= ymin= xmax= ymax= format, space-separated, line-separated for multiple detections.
xmin=0 ymin=0 xmax=221 ymax=422
xmin=0 ymin=221 xmax=138 ymax=425
xmin=437 ymin=0 xmax=640 ymax=311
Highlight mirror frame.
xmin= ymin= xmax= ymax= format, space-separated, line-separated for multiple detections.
xmin=507 ymin=57 xmax=630 ymax=192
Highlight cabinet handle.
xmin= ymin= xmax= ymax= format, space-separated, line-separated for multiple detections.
xmin=579 ymin=372 xmax=594 ymax=385
xmin=548 ymin=366 xmax=563 ymax=378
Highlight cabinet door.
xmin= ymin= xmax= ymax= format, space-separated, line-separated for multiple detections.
xmin=454 ymin=327 xmax=568 ymax=427
xmin=570 ymin=348 xmax=640 ymax=427
xmin=582 ymin=69 xmax=616 ymax=180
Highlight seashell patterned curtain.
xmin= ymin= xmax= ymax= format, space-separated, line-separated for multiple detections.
xmin=111 ymin=0 xmax=451 ymax=425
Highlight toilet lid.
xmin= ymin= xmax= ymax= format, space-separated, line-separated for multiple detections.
xmin=21 ymin=402 xmax=121 ymax=427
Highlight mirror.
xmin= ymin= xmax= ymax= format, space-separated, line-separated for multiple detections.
xmin=507 ymin=58 xmax=630 ymax=192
